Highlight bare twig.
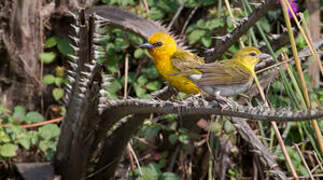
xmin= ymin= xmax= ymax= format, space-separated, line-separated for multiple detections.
xmin=180 ymin=5 xmax=199 ymax=37
xmin=168 ymin=0 xmax=186 ymax=29
xmin=205 ymin=0 xmax=277 ymax=61
xmin=294 ymin=144 xmax=314 ymax=180
xmin=0 ymin=117 xmax=63 ymax=129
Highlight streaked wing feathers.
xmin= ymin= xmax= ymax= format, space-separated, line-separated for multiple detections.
xmin=197 ymin=60 xmax=252 ymax=86
xmin=171 ymin=50 xmax=204 ymax=72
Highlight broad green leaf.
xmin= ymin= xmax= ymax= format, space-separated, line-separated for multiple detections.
xmin=45 ymin=36 xmax=57 ymax=48
xmin=134 ymin=49 xmax=144 ymax=58
xmin=134 ymin=83 xmax=147 ymax=98
xmin=17 ymin=136 xmax=31 ymax=150
xmin=142 ymin=65 xmax=159 ymax=79
xmin=57 ymin=38 xmax=74 ymax=55
xmin=0 ymin=130 xmax=11 ymax=143
xmin=52 ymin=88 xmax=64 ymax=101
xmin=137 ymin=75 xmax=148 ymax=85
xmin=12 ymin=106 xmax=26 ymax=122
xmin=224 ymin=121 xmax=235 ymax=133
xmin=188 ymin=30 xmax=206 ymax=44
xmin=106 ymin=79 xmax=122 ymax=94
xmin=168 ymin=134 xmax=178 ymax=145
xmin=201 ymin=36 xmax=212 ymax=47
xmin=39 ymin=52 xmax=56 ymax=64
xmin=146 ymin=81 xmax=161 ymax=91
xmin=0 ymin=143 xmax=17 ymax=157
xmin=25 ymin=112 xmax=44 ymax=123
xmin=106 ymin=43 xmax=116 ymax=54
xmin=139 ymin=163 xmax=161 ymax=180
xmin=29 ymin=131 xmax=39 ymax=145
xmin=115 ymin=38 xmax=129 ymax=50
xmin=43 ymin=74 xmax=55 ymax=85
xmin=150 ymin=8 xmax=164 ymax=20
xmin=161 ymin=172 xmax=180 ymax=180
xmin=207 ymin=19 xmax=225 ymax=29
xmin=178 ymin=134 xmax=189 ymax=144
xmin=54 ymin=77 xmax=65 ymax=86
xmin=38 ymin=124 xmax=60 ymax=140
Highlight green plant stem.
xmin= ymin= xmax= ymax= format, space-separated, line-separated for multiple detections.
xmin=280 ymin=0 xmax=323 ymax=156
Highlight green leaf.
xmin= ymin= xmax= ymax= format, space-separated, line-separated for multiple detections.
xmin=52 ymin=88 xmax=64 ymax=101
xmin=17 ymin=136 xmax=31 ymax=150
xmin=12 ymin=106 xmax=26 ymax=122
xmin=43 ymin=74 xmax=55 ymax=85
xmin=0 ymin=143 xmax=17 ymax=157
xmin=178 ymin=134 xmax=189 ymax=144
xmin=142 ymin=65 xmax=159 ymax=79
xmin=54 ymin=77 xmax=65 ymax=86
xmin=224 ymin=121 xmax=235 ymax=133
xmin=115 ymin=38 xmax=129 ymax=50
xmin=139 ymin=163 xmax=161 ymax=180
xmin=106 ymin=43 xmax=116 ymax=54
xmin=106 ymin=79 xmax=122 ymax=94
xmin=201 ymin=36 xmax=212 ymax=47
xmin=134 ymin=83 xmax=147 ymax=98
xmin=150 ymin=8 xmax=164 ymax=20
xmin=161 ymin=172 xmax=180 ymax=180
xmin=57 ymin=38 xmax=74 ymax=55
xmin=45 ymin=36 xmax=57 ymax=48
xmin=25 ymin=112 xmax=44 ymax=123
xmin=188 ymin=30 xmax=206 ymax=44
xmin=29 ymin=131 xmax=39 ymax=145
xmin=0 ymin=130 xmax=11 ymax=143
xmin=39 ymin=52 xmax=56 ymax=64
xmin=137 ymin=75 xmax=148 ymax=85
xmin=134 ymin=49 xmax=144 ymax=58
xmin=168 ymin=134 xmax=178 ymax=145
xmin=38 ymin=124 xmax=60 ymax=140
xmin=207 ymin=19 xmax=225 ymax=29
xmin=146 ymin=81 xmax=161 ymax=91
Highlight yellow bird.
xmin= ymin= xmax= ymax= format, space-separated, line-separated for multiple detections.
xmin=139 ymin=32 xmax=271 ymax=97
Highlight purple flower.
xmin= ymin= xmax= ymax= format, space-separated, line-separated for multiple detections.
xmin=279 ymin=0 xmax=299 ymax=18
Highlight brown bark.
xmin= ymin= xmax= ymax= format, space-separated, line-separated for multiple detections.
xmin=0 ymin=0 xmax=43 ymax=109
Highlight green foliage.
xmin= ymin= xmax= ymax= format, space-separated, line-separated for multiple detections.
xmin=0 ymin=106 xmax=60 ymax=160
xmin=132 ymin=163 xmax=180 ymax=180
xmin=40 ymin=36 xmax=71 ymax=102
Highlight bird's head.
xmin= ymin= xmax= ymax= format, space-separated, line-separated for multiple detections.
xmin=139 ymin=32 xmax=177 ymax=58
xmin=233 ymin=47 xmax=271 ymax=71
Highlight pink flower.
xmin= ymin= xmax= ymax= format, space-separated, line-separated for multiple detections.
xmin=279 ymin=0 xmax=299 ymax=18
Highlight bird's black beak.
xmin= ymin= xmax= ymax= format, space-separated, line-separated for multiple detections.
xmin=256 ymin=53 xmax=272 ymax=61
xmin=139 ymin=43 xmax=154 ymax=49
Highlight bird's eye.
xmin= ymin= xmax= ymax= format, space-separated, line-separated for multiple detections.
xmin=152 ymin=42 xmax=163 ymax=48
xmin=249 ymin=52 xmax=257 ymax=56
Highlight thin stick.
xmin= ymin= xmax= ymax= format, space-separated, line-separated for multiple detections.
xmin=224 ymin=0 xmax=245 ymax=48
xmin=168 ymin=0 xmax=186 ymax=29
xmin=253 ymin=75 xmax=299 ymax=179
xmin=0 ymin=117 xmax=63 ymax=129
xmin=282 ymin=0 xmax=323 ymax=76
xmin=127 ymin=143 xmax=143 ymax=175
xmin=180 ymin=5 xmax=199 ymax=37
xmin=312 ymin=151 xmax=323 ymax=171
xmin=141 ymin=0 xmax=150 ymax=14
xmin=294 ymin=144 xmax=314 ymax=180
xmin=124 ymin=54 xmax=129 ymax=99
xmin=281 ymin=0 xmax=323 ymax=155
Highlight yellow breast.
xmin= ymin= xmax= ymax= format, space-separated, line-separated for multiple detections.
xmin=153 ymin=55 xmax=200 ymax=94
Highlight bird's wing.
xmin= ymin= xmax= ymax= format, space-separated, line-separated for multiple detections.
xmin=171 ymin=50 xmax=205 ymax=72
xmin=196 ymin=60 xmax=252 ymax=86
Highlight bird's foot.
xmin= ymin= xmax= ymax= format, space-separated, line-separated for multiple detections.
xmin=208 ymin=94 xmax=240 ymax=110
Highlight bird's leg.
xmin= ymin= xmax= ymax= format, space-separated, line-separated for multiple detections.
xmin=209 ymin=91 xmax=240 ymax=110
